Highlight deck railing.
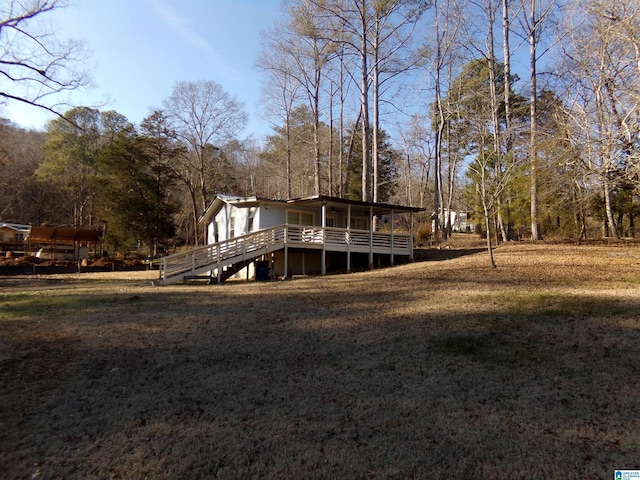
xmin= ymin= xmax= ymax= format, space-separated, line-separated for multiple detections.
xmin=159 ymin=224 xmax=411 ymax=284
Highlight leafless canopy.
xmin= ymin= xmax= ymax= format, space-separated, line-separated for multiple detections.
xmin=0 ymin=0 xmax=90 ymax=118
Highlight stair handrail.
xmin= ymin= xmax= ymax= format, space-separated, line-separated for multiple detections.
xmin=159 ymin=225 xmax=286 ymax=282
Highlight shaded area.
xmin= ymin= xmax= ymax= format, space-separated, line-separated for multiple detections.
xmin=413 ymin=247 xmax=486 ymax=262
xmin=1 ymin=263 xmax=639 ymax=479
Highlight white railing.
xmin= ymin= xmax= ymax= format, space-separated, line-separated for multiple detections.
xmin=159 ymin=225 xmax=285 ymax=282
xmin=159 ymin=224 xmax=411 ymax=284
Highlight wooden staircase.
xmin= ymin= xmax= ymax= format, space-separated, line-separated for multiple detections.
xmin=157 ymin=226 xmax=285 ymax=286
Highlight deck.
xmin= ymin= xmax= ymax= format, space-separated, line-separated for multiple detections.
xmin=157 ymin=224 xmax=411 ymax=285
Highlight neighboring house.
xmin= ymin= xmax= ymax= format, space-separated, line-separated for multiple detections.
xmin=158 ymin=194 xmax=425 ymax=285
xmin=0 ymin=223 xmax=30 ymax=255
xmin=433 ymin=209 xmax=476 ymax=233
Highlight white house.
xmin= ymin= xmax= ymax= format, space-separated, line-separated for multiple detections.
xmin=432 ymin=209 xmax=476 ymax=233
xmin=0 ymin=222 xmax=30 ymax=255
xmin=157 ymin=194 xmax=424 ymax=285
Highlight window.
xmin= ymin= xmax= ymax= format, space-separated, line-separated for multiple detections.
xmin=229 ymin=216 xmax=235 ymax=238
xmin=287 ymin=210 xmax=314 ymax=226
xmin=248 ymin=208 xmax=256 ymax=232
xmin=325 ymin=216 xmax=336 ymax=228
xmin=350 ymin=217 xmax=369 ymax=230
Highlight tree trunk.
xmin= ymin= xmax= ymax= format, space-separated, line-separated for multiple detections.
xmin=487 ymin=0 xmax=509 ymax=243
xmin=313 ymin=41 xmax=322 ymax=196
xmin=529 ymin=0 xmax=541 ymax=240
xmin=328 ymin=87 xmax=334 ymax=197
xmin=286 ymin=111 xmax=292 ymax=199
xmin=484 ymin=203 xmax=497 ymax=268
xmin=360 ymin=0 xmax=371 ymax=202
xmin=189 ymin=188 xmax=199 ymax=246
xmin=372 ymin=9 xmax=380 ymax=204
xmin=603 ymin=179 xmax=619 ymax=239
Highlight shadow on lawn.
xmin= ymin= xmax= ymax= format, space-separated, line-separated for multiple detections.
xmin=1 ymin=282 xmax=640 ymax=479
xmin=413 ymin=247 xmax=486 ymax=262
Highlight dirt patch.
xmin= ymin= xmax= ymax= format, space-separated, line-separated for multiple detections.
xmin=0 ymin=243 xmax=639 ymax=479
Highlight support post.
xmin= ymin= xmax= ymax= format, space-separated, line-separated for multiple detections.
xmin=409 ymin=211 xmax=415 ymax=261
xmin=390 ymin=208 xmax=395 ymax=266
xmin=284 ymin=224 xmax=288 ymax=279
xmin=217 ymin=245 xmax=222 ymax=283
xmin=321 ymin=202 xmax=326 ymax=276
xmin=346 ymin=204 xmax=351 ymax=273
xmin=369 ymin=206 xmax=374 ymax=269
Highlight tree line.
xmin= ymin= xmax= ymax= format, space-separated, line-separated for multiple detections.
xmin=0 ymin=0 xmax=638 ymax=258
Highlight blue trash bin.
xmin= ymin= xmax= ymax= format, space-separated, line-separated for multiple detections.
xmin=255 ymin=260 xmax=270 ymax=281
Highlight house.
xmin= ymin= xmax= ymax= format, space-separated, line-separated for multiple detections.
xmin=432 ymin=209 xmax=476 ymax=233
xmin=157 ymin=194 xmax=425 ymax=285
xmin=0 ymin=222 xmax=30 ymax=256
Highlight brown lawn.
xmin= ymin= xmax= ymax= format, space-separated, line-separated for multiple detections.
xmin=0 ymin=242 xmax=639 ymax=479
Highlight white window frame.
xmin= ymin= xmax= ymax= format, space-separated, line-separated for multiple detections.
xmin=287 ymin=210 xmax=315 ymax=226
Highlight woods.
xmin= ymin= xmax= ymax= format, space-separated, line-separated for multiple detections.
xmin=1 ymin=0 xmax=639 ymax=256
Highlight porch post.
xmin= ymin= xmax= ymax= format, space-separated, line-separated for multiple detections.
xmin=346 ymin=203 xmax=351 ymax=273
xmin=390 ymin=208 xmax=395 ymax=266
xmin=284 ymin=224 xmax=289 ymax=279
xmin=409 ymin=211 xmax=415 ymax=261
xmin=321 ymin=202 xmax=326 ymax=276
xmin=369 ymin=205 xmax=374 ymax=269
xmin=217 ymin=246 xmax=222 ymax=283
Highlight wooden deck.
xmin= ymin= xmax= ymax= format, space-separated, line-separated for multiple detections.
xmin=157 ymin=224 xmax=411 ymax=285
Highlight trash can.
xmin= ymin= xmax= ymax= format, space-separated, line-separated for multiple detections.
xmin=255 ymin=260 xmax=270 ymax=281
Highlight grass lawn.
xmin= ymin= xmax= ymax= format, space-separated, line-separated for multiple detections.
xmin=1 ymin=242 xmax=639 ymax=479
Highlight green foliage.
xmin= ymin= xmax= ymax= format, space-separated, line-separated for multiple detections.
xmin=37 ymin=107 xmax=102 ymax=228
xmin=96 ymin=117 xmax=178 ymax=257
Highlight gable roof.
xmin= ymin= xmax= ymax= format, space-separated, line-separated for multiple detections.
xmin=0 ymin=222 xmax=30 ymax=233
xmin=199 ymin=195 xmax=287 ymax=225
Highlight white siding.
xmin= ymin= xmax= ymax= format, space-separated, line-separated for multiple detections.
xmin=257 ymin=206 xmax=286 ymax=229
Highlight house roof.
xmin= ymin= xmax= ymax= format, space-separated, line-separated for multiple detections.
xmin=200 ymin=194 xmax=425 ymax=224
xmin=199 ymin=195 xmax=287 ymax=225
xmin=0 ymin=222 xmax=30 ymax=233
xmin=26 ymin=226 xmax=103 ymax=245
xmin=289 ymin=195 xmax=426 ymax=214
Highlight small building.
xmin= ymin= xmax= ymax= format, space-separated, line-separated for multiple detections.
xmin=0 ymin=222 xmax=30 ymax=256
xmin=158 ymin=195 xmax=425 ymax=285
xmin=25 ymin=225 xmax=103 ymax=260
xmin=433 ymin=209 xmax=475 ymax=233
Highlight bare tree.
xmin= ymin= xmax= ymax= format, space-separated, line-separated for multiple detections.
xmin=426 ymin=0 xmax=465 ymax=240
xmin=288 ymin=0 xmax=337 ymax=195
xmin=369 ymin=1 xmax=428 ymax=203
xmin=0 ymin=0 xmax=90 ymax=118
xmin=514 ymin=0 xmax=558 ymax=240
xmin=558 ymin=0 xmax=640 ymax=239
xmin=163 ymin=80 xmax=247 ymax=245
xmin=257 ymin=19 xmax=303 ymax=199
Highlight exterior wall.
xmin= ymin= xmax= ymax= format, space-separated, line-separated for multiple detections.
xmin=256 ymin=205 xmax=286 ymax=229
xmin=208 ymin=204 xmax=258 ymax=245
xmin=0 ymin=224 xmax=30 ymax=253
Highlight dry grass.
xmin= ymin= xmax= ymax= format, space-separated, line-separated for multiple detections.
xmin=1 ymin=242 xmax=639 ymax=479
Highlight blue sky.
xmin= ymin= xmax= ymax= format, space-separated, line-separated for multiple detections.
xmin=4 ymin=0 xmax=284 ymax=139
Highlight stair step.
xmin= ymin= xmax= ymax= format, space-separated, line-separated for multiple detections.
xmin=183 ymin=275 xmax=217 ymax=284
